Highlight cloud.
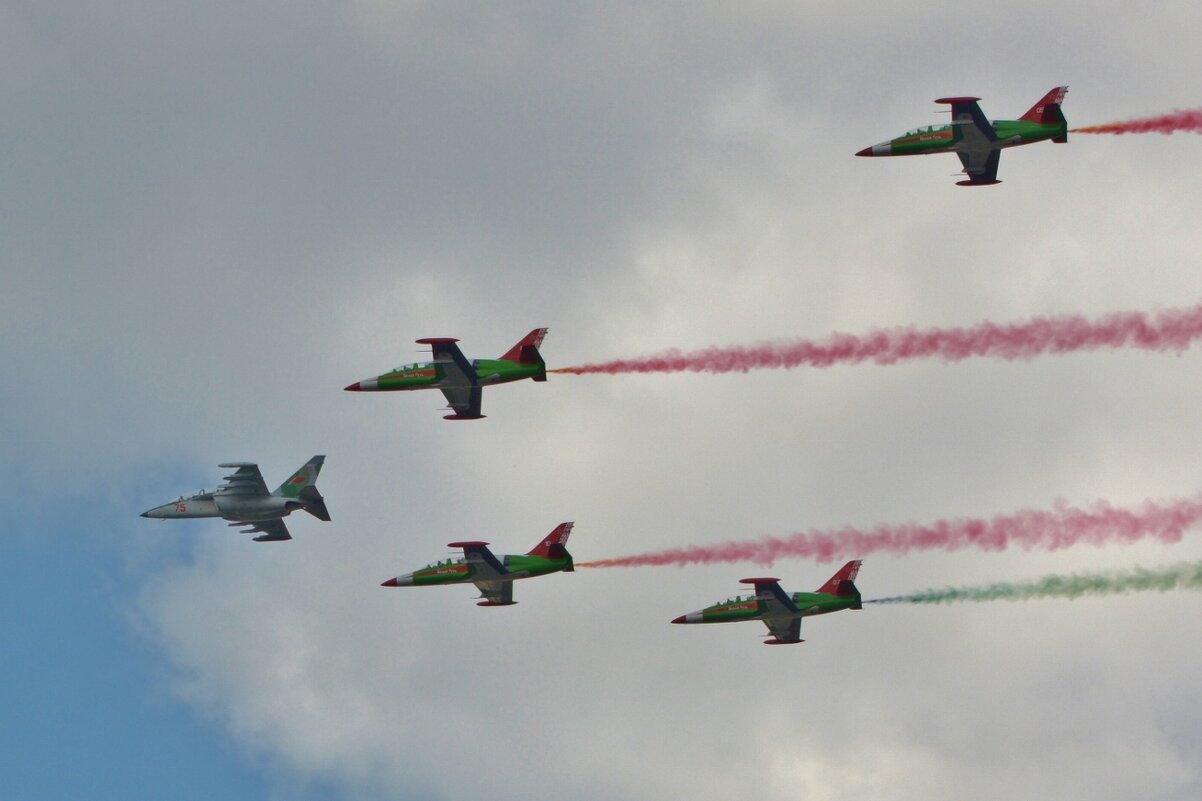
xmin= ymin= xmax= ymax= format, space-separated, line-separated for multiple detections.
xmin=8 ymin=2 xmax=1202 ymax=799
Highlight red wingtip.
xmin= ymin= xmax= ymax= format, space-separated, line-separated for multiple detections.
xmin=344 ymin=382 xmax=361 ymax=392
xmin=381 ymin=577 xmax=399 ymax=587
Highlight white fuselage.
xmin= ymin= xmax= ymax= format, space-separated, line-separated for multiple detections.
xmin=143 ymin=492 xmax=297 ymax=522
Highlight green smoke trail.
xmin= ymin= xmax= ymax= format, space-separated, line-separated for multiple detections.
xmin=868 ymin=561 xmax=1202 ymax=605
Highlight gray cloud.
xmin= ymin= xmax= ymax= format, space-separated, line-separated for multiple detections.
xmin=7 ymin=2 xmax=1202 ymax=799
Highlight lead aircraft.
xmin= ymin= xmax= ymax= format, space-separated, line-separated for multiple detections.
xmin=856 ymin=87 xmax=1068 ymax=185
xmin=344 ymin=328 xmax=548 ymax=420
xmin=671 ymin=561 xmax=863 ymax=644
xmin=381 ymin=522 xmax=575 ymax=605
xmin=140 ymin=455 xmax=330 ymax=542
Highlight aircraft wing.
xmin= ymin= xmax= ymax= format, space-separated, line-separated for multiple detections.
xmin=762 ymin=617 xmax=802 ymax=643
xmin=420 ymin=339 xmax=482 ymax=418
xmin=750 ymin=579 xmax=800 ymax=617
xmin=955 ymin=148 xmax=1001 ymax=183
xmin=459 ymin=542 xmax=509 ymax=580
xmin=231 ymin=518 xmax=292 ymax=542
xmin=945 ymin=98 xmax=998 ymax=145
xmin=457 ymin=542 xmax=514 ymax=604
xmin=473 ymin=579 xmax=515 ymax=605
xmin=426 ymin=339 xmax=479 ymax=385
xmin=217 ymin=463 xmax=270 ymax=496
xmin=438 ymin=385 xmax=483 ymax=419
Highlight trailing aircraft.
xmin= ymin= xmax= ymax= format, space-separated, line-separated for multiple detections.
xmin=671 ymin=560 xmax=863 ymax=644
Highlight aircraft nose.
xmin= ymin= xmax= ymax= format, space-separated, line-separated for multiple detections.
xmin=344 ymin=382 xmax=361 ymax=392
xmin=381 ymin=574 xmax=415 ymax=587
xmin=671 ymin=614 xmax=687 ymax=624
xmin=857 ymin=142 xmax=892 ymax=156
xmin=140 ymin=511 xmax=150 ymax=518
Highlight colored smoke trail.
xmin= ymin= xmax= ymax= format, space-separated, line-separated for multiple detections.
xmin=576 ymin=497 xmax=1202 ymax=568
xmin=550 ymin=303 xmax=1202 ymax=376
xmin=1071 ymin=109 xmax=1202 ymax=135
xmin=867 ymin=561 xmax=1202 ymax=605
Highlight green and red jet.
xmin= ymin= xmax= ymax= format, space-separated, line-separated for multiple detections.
xmin=856 ymin=87 xmax=1068 ymax=185
xmin=380 ymin=522 xmax=575 ymax=606
xmin=671 ymin=561 xmax=863 ymax=644
xmin=345 ymin=328 xmax=547 ymax=419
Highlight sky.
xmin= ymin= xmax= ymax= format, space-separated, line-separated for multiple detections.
xmin=5 ymin=2 xmax=1202 ymax=799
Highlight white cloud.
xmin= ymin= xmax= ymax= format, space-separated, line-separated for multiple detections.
xmin=8 ymin=2 xmax=1202 ymax=799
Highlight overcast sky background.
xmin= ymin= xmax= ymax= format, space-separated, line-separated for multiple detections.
xmin=5 ymin=2 xmax=1202 ymax=799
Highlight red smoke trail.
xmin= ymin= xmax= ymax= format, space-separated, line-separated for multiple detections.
xmin=577 ymin=497 xmax=1202 ymax=568
xmin=551 ymin=303 xmax=1202 ymax=375
xmin=1071 ymin=109 xmax=1202 ymax=135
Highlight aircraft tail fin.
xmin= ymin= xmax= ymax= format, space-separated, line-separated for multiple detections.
xmin=527 ymin=521 xmax=574 ymax=568
xmin=1019 ymin=86 xmax=1068 ymax=125
xmin=275 ymin=455 xmax=325 ymax=498
xmin=817 ymin=560 xmax=862 ymax=606
xmin=500 ymin=328 xmax=548 ymax=378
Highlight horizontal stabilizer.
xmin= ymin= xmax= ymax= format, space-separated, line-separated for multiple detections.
xmin=304 ymin=497 xmax=331 ymax=522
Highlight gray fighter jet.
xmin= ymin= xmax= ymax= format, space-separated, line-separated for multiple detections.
xmin=141 ymin=455 xmax=330 ymax=542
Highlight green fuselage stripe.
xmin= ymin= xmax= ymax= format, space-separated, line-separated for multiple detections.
xmin=373 ymin=359 xmax=541 ymax=391
xmin=411 ymin=554 xmax=569 ymax=585
xmin=886 ymin=120 xmax=1064 ymax=156
xmin=699 ymin=591 xmax=857 ymax=622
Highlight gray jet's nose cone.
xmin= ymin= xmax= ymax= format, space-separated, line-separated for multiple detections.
xmin=140 ymin=511 xmax=150 ymax=518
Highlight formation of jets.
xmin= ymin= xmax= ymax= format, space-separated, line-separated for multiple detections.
xmin=130 ymin=325 xmax=882 ymax=642
xmin=857 ymin=86 xmax=1068 ymax=185
xmin=142 ymin=89 xmax=1072 ymax=641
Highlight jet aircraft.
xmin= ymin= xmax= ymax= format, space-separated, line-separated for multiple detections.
xmin=671 ymin=560 xmax=863 ymax=644
xmin=380 ymin=522 xmax=575 ymax=605
xmin=344 ymin=328 xmax=548 ymax=420
xmin=856 ymin=87 xmax=1068 ymax=185
xmin=141 ymin=455 xmax=330 ymax=542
